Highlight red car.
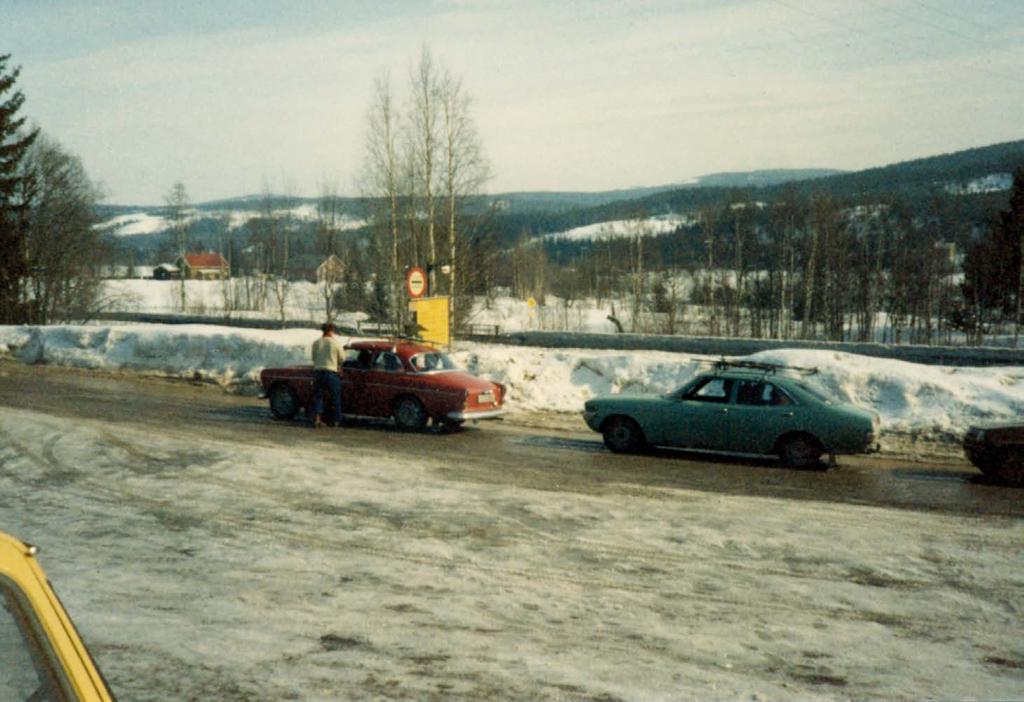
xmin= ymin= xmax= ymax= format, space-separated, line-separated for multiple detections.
xmin=260 ymin=339 xmax=506 ymax=430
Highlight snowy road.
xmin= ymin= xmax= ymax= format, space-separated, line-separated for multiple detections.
xmin=1 ymin=362 xmax=1023 ymax=700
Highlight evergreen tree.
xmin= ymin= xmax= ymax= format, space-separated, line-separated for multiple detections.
xmin=1005 ymin=167 xmax=1024 ymax=340
xmin=0 ymin=54 xmax=40 ymax=323
xmin=960 ymin=167 xmax=1024 ymax=341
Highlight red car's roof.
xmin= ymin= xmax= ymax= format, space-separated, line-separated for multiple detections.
xmin=345 ymin=339 xmax=439 ymax=360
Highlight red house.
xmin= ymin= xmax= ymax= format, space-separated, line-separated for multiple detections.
xmin=175 ymin=252 xmax=229 ymax=280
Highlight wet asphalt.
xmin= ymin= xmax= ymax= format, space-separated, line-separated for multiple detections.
xmin=1 ymin=359 xmax=1019 ymax=520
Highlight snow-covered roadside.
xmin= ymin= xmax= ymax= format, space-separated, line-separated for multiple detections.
xmin=2 ymin=407 xmax=1022 ymax=701
xmin=2 ymin=324 xmax=1023 ymax=451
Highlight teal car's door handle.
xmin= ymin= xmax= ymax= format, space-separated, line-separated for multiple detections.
xmin=719 ymin=408 xmax=728 ymax=414
xmin=782 ymin=411 xmax=794 ymax=418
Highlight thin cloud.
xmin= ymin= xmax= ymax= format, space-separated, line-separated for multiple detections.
xmin=2 ymin=0 xmax=1020 ymax=203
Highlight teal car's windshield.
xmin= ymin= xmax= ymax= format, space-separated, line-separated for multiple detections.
xmin=666 ymin=378 xmax=699 ymax=398
xmin=794 ymin=381 xmax=832 ymax=404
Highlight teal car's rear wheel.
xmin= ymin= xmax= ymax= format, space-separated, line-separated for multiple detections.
xmin=778 ymin=434 xmax=823 ymax=469
xmin=602 ymin=416 xmax=646 ymax=453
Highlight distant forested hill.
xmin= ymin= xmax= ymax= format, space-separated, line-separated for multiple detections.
xmin=483 ymin=139 xmax=1024 ymax=243
xmin=95 ymin=139 xmax=1023 ymax=265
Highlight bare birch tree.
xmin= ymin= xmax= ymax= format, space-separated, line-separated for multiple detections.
xmin=317 ymin=177 xmax=345 ymax=322
xmin=800 ymin=197 xmax=823 ymax=339
xmin=410 ymin=47 xmax=441 ymax=293
xmin=253 ymin=184 xmax=290 ymax=325
xmin=361 ymin=74 xmax=405 ymax=331
xmin=360 ymin=46 xmax=491 ymax=337
xmin=699 ymin=208 xmax=718 ymax=335
xmin=439 ymin=68 xmax=490 ymax=331
xmin=164 ymin=181 xmax=190 ymax=311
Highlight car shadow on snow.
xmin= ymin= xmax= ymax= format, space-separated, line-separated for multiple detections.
xmin=246 ymin=407 xmax=475 ymax=436
xmin=515 ymin=435 xmax=828 ymax=472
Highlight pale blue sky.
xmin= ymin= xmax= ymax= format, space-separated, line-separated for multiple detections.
xmin=2 ymin=0 xmax=1022 ymax=204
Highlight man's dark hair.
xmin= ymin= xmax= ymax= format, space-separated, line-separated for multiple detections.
xmin=321 ymin=322 xmax=335 ymax=334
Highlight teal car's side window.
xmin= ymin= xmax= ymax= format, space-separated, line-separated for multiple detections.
xmin=686 ymin=377 xmax=733 ymax=403
xmin=736 ymin=381 xmax=794 ymax=407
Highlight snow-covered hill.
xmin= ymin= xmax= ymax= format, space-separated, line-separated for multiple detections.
xmin=945 ymin=172 xmax=1014 ymax=195
xmin=94 ymin=205 xmax=366 ymax=238
xmin=546 ymin=214 xmax=695 ymax=242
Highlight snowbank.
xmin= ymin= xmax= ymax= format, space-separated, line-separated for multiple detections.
xmin=3 ymin=324 xmax=1023 ymax=447
xmin=0 ymin=324 xmax=319 ymax=389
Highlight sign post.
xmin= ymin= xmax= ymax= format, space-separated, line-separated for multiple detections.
xmin=405 ymin=266 xmax=449 ymax=347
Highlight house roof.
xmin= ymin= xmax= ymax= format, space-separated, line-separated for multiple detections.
xmin=183 ymin=252 xmax=228 ymax=268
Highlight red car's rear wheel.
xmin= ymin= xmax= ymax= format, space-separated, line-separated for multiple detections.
xmin=268 ymin=384 xmax=299 ymax=420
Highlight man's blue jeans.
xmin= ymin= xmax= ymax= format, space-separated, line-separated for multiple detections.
xmin=313 ymin=370 xmax=343 ymax=424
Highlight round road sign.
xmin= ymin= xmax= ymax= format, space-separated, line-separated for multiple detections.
xmin=406 ymin=267 xmax=427 ymax=298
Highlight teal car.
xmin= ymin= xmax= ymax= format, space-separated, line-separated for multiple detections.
xmin=582 ymin=361 xmax=879 ymax=468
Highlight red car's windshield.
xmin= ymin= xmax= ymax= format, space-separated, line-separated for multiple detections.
xmin=408 ymin=352 xmax=457 ymax=372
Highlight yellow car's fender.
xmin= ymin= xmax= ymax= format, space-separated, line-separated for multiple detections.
xmin=0 ymin=531 xmax=115 ymax=701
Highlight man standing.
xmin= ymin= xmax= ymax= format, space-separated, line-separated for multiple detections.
xmin=311 ymin=322 xmax=344 ymax=428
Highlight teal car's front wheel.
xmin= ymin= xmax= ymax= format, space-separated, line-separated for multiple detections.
xmin=602 ymin=416 xmax=646 ymax=453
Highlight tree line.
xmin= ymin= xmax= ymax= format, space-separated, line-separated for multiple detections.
xmin=493 ymin=175 xmax=1024 ymax=346
xmin=359 ymin=46 xmax=491 ymax=333
xmin=0 ymin=54 xmax=105 ymax=325
xmin=4 ymin=45 xmax=1023 ymax=347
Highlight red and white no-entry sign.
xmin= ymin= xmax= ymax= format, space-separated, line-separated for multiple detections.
xmin=406 ymin=267 xmax=427 ymax=298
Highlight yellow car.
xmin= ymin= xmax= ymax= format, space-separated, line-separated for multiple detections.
xmin=1 ymin=531 xmax=115 ymax=701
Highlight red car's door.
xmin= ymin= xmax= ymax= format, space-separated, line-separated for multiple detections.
xmin=362 ymin=351 xmax=405 ymax=417
xmin=340 ymin=368 xmax=368 ymax=416
xmin=340 ymin=349 xmax=372 ymax=416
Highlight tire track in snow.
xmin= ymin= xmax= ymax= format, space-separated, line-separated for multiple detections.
xmin=1 ymin=415 xmax=1011 ymax=637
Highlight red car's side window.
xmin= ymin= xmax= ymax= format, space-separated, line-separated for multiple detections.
xmin=371 ymin=352 xmax=403 ymax=372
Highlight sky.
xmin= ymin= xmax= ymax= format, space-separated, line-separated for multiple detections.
xmin=2 ymin=0 xmax=1022 ymax=205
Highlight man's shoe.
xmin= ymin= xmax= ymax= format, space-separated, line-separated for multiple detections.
xmin=313 ymin=416 xmax=325 ymax=429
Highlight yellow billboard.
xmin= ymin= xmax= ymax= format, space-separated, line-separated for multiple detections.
xmin=408 ymin=296 xmax=450 ymax=347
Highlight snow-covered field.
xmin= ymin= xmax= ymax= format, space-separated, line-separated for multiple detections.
xmin=3 ymin=323 xmax=1024 ymax=453
xmin=103 ymin=278 xmax=1024 ymax=345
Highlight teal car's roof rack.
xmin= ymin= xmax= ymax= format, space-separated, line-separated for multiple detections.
xmin=713 ymin=358 xmax=819 ymax=376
